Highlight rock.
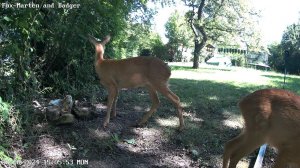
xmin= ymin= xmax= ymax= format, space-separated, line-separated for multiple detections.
xmin=46 ymin=105 xmax=61 ymax=121
xmin=73 ymin=106 xmax=91 ymax=118
xmin=46 ymin=95 xmax=75 ymax=124
xmin=73 ymin=100 xmax=96 ymax=119
xmin=54 ymin=113 xmax=75 ymax=125
xmin=61 ymin=95 xmax=73 ymax=113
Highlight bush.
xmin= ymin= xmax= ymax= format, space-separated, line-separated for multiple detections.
xmin=0 ymin=97 xmax=20 ymax=165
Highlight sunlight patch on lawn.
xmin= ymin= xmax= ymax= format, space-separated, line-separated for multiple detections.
xmin=168 ymin=64 xmax=291 ymax=89
xmin=38 ymin=136 xmax=71 ymax=160
xmin=172 ymin=68 xmax=272 ymax=87
xmin=169 ymin=63 xmax=300 ymax=90
xmin=134 ymin=105 xmax=144 ymax=111
xmin=184 ymin=112 xmax=204 ymax=123
xmin=162 ymin=155 xmax=191 ymax=167
xmin=236 ymin=160 xmax=250 ymax=168
xmin=208 ymin=95 xmax=219 ymax=100
xmin=92 ymin=129 xmax=110 ymax=139
xmin=210 ymin=154 xmax=249 ymax=167
xmin=223 ymin=119 xmax=243 ymax=129
xmin=181 ymin=102 xmax=191 ymax=108
xmin=156 ymin=117 xmax=178 ymax=127
xmin=222 ymin=110 xmax=244 ymax=129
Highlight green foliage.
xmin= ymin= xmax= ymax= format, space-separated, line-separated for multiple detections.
xmin=0 ymin=98 xmax=20 ymax=165
xmin=115 ymin=24 xmax=168 ymax=60
xmin=0 ymin=97 xmax=22 ymax=134
xmin=0 ymin=97 xmax=21 ymax=139
xmin=268 ymin=42 xmax=285 ymax=71
xmin=230 ymin=54 xmax=246 ymax=67
xmin=0 ymin=97 xmax=10 ymax=122
xmin=0 ymin=147 xmax=14 ymax=165
xmin=165 ymin=10 xmax=193 ymax=61
xmin=145 ymin=33 xmax=170 ymax=61
xmin=184 ymin=0 xmax=261 ymax=68
xmin=152 ymin=40 xmax=170 ymax=61
xmin=0 ymin=0 xmax=155 ymax=100
xmin=281 ymin=23 xmax=300 ymax=74
xmin=269 ymin=21 xmax=300 ymax=74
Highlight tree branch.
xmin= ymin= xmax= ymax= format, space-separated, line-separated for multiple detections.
xmin=198 ymin=26 xmax=208 ymax=45
xmin=197 ymin=0 xmax=206 ymax=20
xmin=211 ymin=0 xmax=225 ymax=20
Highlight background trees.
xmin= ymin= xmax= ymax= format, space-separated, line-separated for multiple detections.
xmin=0 ymin=0 xmax=158 ymax=100
xmin=183 ymin=0 xmax=261 ymax=68
xmin=165 ymin=10 xmax=193 ymax=62
xmin=281 ymin=23 xmax=300 ymax=74
xmin=269 ymin=21 xmax=300 ymax=74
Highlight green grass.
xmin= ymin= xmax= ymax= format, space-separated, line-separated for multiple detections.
xmin=155 ymin=63 xmax=300 ymax=165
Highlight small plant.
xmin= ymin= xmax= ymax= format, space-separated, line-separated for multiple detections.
xmin=111 ymin=133 xmax=120 ymax=143
xmin=0 ymin=98 xmax=15 ymax=165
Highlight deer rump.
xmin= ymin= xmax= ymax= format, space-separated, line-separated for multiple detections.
xmin=223 ymin=89 xmax=300 ymax=168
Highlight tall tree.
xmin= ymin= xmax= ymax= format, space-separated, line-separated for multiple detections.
xmin=183 ymin=0 xmax=260 ymax=68
xmin=281 ymin=23 xmax=300 ymax=74
xmin=268 ymin=42 xmax=284 ymax=72
xmin=268 ymin=18 xmax=300 ymax=74
xmin=165 ymin=10 xmax=193 ymax=61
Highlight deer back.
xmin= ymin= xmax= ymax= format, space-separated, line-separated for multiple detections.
xmin=239 ymin=89 xmax=300 ymax=148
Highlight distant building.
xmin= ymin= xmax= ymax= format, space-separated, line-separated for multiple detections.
xmin=245 ymin=49 xmax=271 ymax=70
xmin=203 ymin=43 xmax=270 ymax=69
xmin=206 ymin=53 xmax=232 ymax=66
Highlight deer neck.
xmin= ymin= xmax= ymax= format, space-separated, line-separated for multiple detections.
xmin=95 ymin=45 xmax=104 ymax=64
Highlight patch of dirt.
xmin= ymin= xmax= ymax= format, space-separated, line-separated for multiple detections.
xmin=17 ymin=98 xmax=198 ymax=168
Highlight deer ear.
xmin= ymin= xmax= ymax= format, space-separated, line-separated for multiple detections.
xmin=101 ymin=35 xmax=111 ymax=45
xmin=88 ymin=34 xmax=99 ymax=45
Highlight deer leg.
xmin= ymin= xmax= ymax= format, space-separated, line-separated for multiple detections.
xmin=157 ymin=85 xmax=184 ymax=131
xmin=223 ymin=132 xmax=264 ymax=168
xmin=103 ymin=85 xmax=118 ymax=128
xmin=223 ymin=133 xmax=243 ymax=168
xmin=138 ymin=86 xmax=160 ymax=126
xmin=111 ymin=90 xmax=119 ymax=118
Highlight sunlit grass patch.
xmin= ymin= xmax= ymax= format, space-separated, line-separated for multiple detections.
xmin=156 ymin=117 xmax=178 ymax=128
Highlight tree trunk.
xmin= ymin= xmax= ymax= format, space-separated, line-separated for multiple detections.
xmin=189 ymin=0 xmax=208 ymax=69
xmin=193 ymin=39 xmax=201 ymax=68
xmin=193 ymin=37 xmax=207 ymax=69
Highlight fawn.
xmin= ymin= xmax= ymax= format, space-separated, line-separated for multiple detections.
xmin=223 ymin=89 xmax=300 ymax=168
xmin=88 ymin=35 xmax=184 ymax=131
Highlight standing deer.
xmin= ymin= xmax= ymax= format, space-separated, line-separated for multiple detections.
xmin=223 ymin=89 xmax=300 ymax=168
xmin=88 ymin=35 xmax=184 ymax=131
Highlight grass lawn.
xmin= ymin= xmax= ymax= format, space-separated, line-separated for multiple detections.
xmin=18 ymin=63 xmax=300 ymax=168
xmin=153 ymin=63 xmax=300 ymax=167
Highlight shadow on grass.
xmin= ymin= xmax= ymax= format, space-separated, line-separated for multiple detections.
xmin=20 ymin=78 xmax=270 ymax=168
